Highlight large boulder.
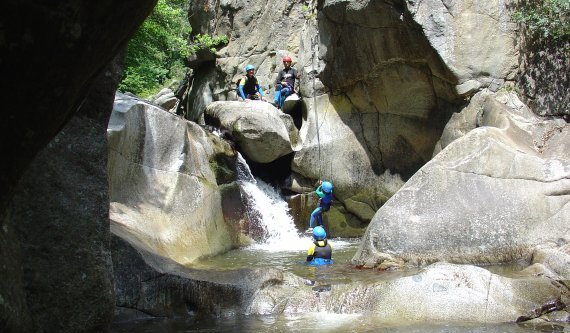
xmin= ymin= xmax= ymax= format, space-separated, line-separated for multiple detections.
xmin=249 ymin=262 xmax=570 ymax=324
xmin=111 ymin=234 xmax=301 ymax=320
xmin=6 ymin=55 xmax=124 ymax=332
xmin=108 ymin=94 xmax=239 ymax=265
xmin=205 ymin=101 xmax=298 ymax=163
xmin=291 ymin=0 xmax=463 ymax=212
xmin=526 ymin=244 xmax=570 ymax=280
xmin=352 ymin=91 xmax=570 ymax=269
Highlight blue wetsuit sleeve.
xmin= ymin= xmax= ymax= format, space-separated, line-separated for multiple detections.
xmin=238 ymin=80 xmax=246 ymax=99
xmin=315 ymin=186 xmax=325 ymax=199
xmin=257 ymin=84 xmax=264 ymax=97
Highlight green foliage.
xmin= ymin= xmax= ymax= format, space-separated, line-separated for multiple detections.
xmin=189 ymin=33 xmax=229 ymax=54
xmin=118 ymin=0 xmax=191 ymax=97
xmin=513 ymin=0 xmax=570 ymax=40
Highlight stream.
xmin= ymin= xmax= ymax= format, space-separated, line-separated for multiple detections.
xmin=111 ymin=154 xmax=569 ymax=333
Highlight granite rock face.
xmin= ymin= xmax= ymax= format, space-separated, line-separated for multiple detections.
xmin=353 ymin=91 xmax=570 ymax=269
xmin=205 ymin=101 xmax=298 ymax=163
xmin=108 ymin=94 xmax=239 ymax=265
xmin=249 ymin=262 xmax=570 ymax=324
xmin=185 ymin=0 xmax=467 ymax=225
xmin=0 ymin=2 xmax=156 ymax=330
xmin=7 ymin=54 xmax=125 ymax=332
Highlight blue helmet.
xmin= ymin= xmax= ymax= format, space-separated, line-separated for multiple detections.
xmin=245 ymin=64 xmax=255 ymax=72
xmin=321 ymin=181 xmax=333 ymax=193
xmin=313 ymin=226 xmax=326 ymax=240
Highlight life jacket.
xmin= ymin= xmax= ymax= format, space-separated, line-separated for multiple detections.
xmin=312 ymin=239 xmax=332 ymax=260
xmin=276 ymin=67 xmax=298 ymax=91
xmin=236 ymin=75 xmax=259 ymax=96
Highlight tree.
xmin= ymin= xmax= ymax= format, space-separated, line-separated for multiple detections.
xmin=513 ymin=0 xmax=570 ymax=41
xmin=118 ymin=0 xmax=191 ymax=97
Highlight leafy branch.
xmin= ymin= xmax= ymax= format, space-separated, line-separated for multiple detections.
xmin=513 ymin=0 xmax=570 ymax=40
xmin=189 ymin=33 xmax=229 ymax=54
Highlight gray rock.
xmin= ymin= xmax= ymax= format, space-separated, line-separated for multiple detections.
xmin=108 ymin=94 xmax=238 ymax=264
xmin=531 ymin=245 xmax=570 ymax=279
xmin=8 ymin=54 xmax=124 ymax=332
xmin=112 ymin=233 xmax=304 ymax=318
xmin=205 ymin=101 xmax=297 ymax=163
xmin=353 ymin=91 xmax=570 ymax=269
xmin=405 ymin=0 xmax=518 ymax=85
xmin=249 ymin=262 xmax=570 ymax=324
xmin=153 ymin=88 xmax=177 ymax=110
xmin=0 ymin=2 xmax=156 ymax=329
xmin=456 ymin=80 xmax=482 ymax=97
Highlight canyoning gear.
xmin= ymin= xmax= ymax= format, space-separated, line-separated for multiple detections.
xmin=321 ymin=181 xmax=333 ymax=193
xmin=273 ymin=66 xmax=299 ymax=109
xmin=238 ymin=75 xmax=265 ymax=100
xmin=309 ymin=181 xmax=334 ymax=228
xmin=306 ymin=239 xmax=333 ymax=265
xmin=312 ymin=226 xmax=326 ymax=240
xmin=309 ymin=206 xmax=328 ymax=228
xmin=311 ymin=34 xmax=323 ymax=178
xmin=315 ymin=182 xmax=333 ymax=204
xmin=283 ymin=56 xmax=292 ymax=63
xmin=245 ymin=64 xmax=255 ymax=72
xmin=273 ymin=85 xmax=291 ymax=109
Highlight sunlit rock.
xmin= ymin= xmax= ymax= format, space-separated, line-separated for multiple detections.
xmin=108 ymin=93 xmax=238 ymax=265
xmin=205 ymin=101 xmax=298 ymax=163
xmin=353 ymin=91 xmax=570 ymax=269
xmin=152 ymin=88 xmax=177 ymax=111
xmin=529 ymin=244 xmax=570 ymax=280
xmin=249 ymin=263 xmax=570 ymax=324
xmin=112 ymin=234 xmax=305 ymax=319
xmin=405 ymin=0 xmax=518 ymax=88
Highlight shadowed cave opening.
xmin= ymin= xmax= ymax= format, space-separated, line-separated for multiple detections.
xmin=239 ymin=151 xmax=295 ymax=189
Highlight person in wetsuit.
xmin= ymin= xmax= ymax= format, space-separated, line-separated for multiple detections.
xmin=238 ymin=64 xmax=265 ymax=101
xmin=273 ymin=56 xmax=299 ymax=109
xmin=306 ymin=180 xmax=334 ymax=233
xmin=306 ymin=226 xmax=333 ymax=265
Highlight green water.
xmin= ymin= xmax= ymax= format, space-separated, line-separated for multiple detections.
xmin=111 ymin=238 xmax=569 ymax=333
xmin=191 ymin=238 xmax=419 ymax=284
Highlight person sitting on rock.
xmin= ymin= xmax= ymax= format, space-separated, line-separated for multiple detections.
xmin=273 ymin=56 xmax=299 ymax=109
xmin=306 ymin=180 xmax=334 ymax=233
xmin=306 ymin=226 xmax=333 ymax=265
xmin=238 ymin=64 xmax=265 ymax=101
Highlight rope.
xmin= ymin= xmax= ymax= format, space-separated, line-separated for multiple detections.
xmin=312 ymin=34 xmax=322 ymax=180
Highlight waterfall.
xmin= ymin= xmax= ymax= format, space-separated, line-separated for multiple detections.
xmin=236 ymin=153 xmax=309 ymax=251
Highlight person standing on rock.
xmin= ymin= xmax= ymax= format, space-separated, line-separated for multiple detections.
xmin=238 ymin=64 xmax=265 ymax=101
xmin=306 ymin=180 xmax=334 ymax=233
xmin=306 ymin=226 xmax=333 ymax=265
xmin=273 ymin=56 xmax=299 ymax=110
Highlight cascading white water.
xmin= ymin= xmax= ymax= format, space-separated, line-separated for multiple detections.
xmin=236 ymin=153 xmax=309 ymax=252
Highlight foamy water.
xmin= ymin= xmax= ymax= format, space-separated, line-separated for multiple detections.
xmin=240 ymin=178 xmax=310 ymax=251
xmin=236 ymin=153 xmax=355 ymax=253
xmin=237 ymin=154 xmax=349 ymax=252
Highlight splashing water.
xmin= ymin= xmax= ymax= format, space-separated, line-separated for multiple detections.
xmin=236 ymin=153 xmax=310 ymax=252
